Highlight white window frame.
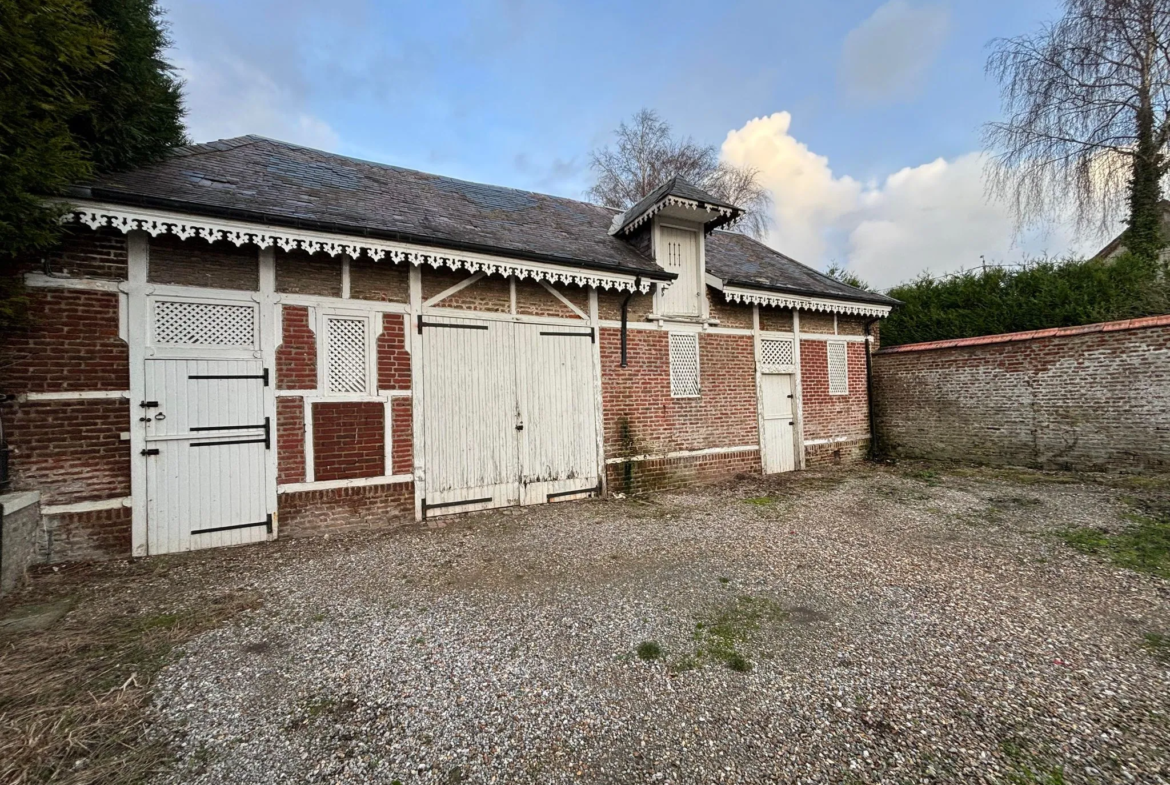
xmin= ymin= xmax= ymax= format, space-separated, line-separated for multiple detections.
xmin=827 ymin=340 xmax=849 ymax=396
xmin=669 ymin=331 xmax=701 ymax=398
xmin=316 ymin=308 xmax=379 ymax=397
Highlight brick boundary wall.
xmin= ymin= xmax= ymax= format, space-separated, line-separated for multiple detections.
xmin=872 ymin=315 xmax=1170 ymax=472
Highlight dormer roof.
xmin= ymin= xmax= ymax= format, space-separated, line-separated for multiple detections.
xmin=608 ymin=176 xmax=742 ymax=236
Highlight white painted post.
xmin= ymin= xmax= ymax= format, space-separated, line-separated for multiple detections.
xmin=589 ymin=287 xmax=606 ymax=495
xmin=258 ymin=246 xmax=279 ymax=538
xmin=125 ymin=232 xmax=149 ymax=556
xmin=792 ymin=309 xmax=806 ymax=470
xmin=409 ymin=264 xmax=424 ymax=520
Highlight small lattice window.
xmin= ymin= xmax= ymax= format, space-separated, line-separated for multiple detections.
xmin=669 ymin=332 xmax=701 ymax=397
xmin=760 ymin=338 xmax=794 ymax=369
xmin=827 ymin=341 xmax=849 ymax=395
xmin=153 ymin=300 xmax=256 ymax=347
xmin=325 ymin=316 xmax=369 ymax=393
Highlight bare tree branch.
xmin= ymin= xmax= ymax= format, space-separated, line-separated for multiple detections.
xmin=587 ymin=109 xmax=772 ymax=239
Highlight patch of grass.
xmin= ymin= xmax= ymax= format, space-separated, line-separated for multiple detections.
xmin=905 ymin=469 xmax=942 ymax=485
xmin=0 ymin=589 xmax=262 ymax=785
xmin=1059 ymin=510 xmax=1170 ymax=579
xmin=676 ymin=595 xmax=788 ymax=674
xmin=718 ymin=576 xmax=730 ymax=585
xmin=1000 ymin=737 xmax=1067 ymax=785
xmin=742 ymin=496 xmax=774 ymax=506
xmin=635 ymin=641 xmax=662 ymax=661
xmin=1142 ymin=632 xmax=1170 ymax=664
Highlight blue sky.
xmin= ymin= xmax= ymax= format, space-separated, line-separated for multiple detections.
xmin=163 ymin=0 xmax=1103 ymax=288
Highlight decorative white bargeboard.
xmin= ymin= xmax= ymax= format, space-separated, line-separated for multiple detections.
xmin=67 ymin=200 xmax=658 ymax=294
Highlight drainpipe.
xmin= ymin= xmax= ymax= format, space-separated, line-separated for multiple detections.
xmin=863 ymin=318 xmax=879 ymax=460
xmin=620 ymin=276 xmax=642 ymax=368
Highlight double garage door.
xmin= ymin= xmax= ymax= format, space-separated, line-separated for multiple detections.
xmin=420 ymin=316 xmax=599 ymax=517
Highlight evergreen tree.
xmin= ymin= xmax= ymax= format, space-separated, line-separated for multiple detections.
xmin=73 ymin=0 xmax=188 ymax=172
xmin=0 ymin=0 xmax=186 ymax=328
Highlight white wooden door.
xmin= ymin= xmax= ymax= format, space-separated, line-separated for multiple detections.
xmin=515 ymin=323 xmax=599 ymax=504
xmin=143 ymin=359 xmax=271 ymax=553
xmin=658 ymin=227 xmax=700 ymax=316
xmin=420 ymin=316 xmax=521 ymax=516
xmin=760 ymin=373 xmax=796 ymax=474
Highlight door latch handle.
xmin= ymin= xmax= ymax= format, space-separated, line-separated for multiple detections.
xmin=141 ymin=448 xmax=160 ymax=456
xmin=516 ymin=423 xmax=524 ymax=431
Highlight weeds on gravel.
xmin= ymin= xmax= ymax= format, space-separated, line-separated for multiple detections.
xmin=0 ymin=589 xmax=261 ymax=785
xmin=1059 ymin=507 xmax=1170 ymax=579
xmin=1000 ymin=738 xmax=1067 ymax=785
xmin=742 ymin=496 xmax=774 ymax=506
xmin=635 ymin=641 xmax=662 ymax=661
xmin=674 ymin=595 xmax=788 ymax=674
xmin=1142 ymin=633 xmax=1170 ymax=663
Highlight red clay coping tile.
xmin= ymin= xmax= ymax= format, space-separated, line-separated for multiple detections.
xmin=876 ymin=313 xmax=1170 ymax=354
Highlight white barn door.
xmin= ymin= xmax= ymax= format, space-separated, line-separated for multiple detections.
xmin=760 ymin=373 xmax=796 ymax=474
xmin=420 ymin=316 xmax=599 ymax=517
xmin=515 ymin=323 xmax=599 ymax=504
xmin=143 ymin=358 xmax=271 ymax=553
xmin=421 ymin=316 xmax=522 ymax=516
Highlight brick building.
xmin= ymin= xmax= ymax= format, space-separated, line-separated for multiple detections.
xmin=1 ymin=137 xmax=895 ymax=562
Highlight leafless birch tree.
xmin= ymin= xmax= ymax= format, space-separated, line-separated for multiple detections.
xmin=589 ymin=109 xmax=772 ymax=238
xmin=985 ymin=0 xmax=1170 ymax=258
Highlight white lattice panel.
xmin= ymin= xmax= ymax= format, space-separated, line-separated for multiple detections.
xmin=760 ymin=338 xmax=794 ymax=369
xmin=326 ymin=317 xmax=368 ymax=393
xmin=669 ymin=332 xmax=701 ymax=397
xmin=827 ymin=341 xmax=849 ymax=395
xmin=153 ymin=300 xmax=256 ymax=347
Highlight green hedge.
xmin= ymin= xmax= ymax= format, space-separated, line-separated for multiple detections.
xmin=881 ymin=254 xmax=1170 ymax=347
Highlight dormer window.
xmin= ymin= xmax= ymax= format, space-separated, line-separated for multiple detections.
xmin=659 ymin=226 xmax=701 ymax=316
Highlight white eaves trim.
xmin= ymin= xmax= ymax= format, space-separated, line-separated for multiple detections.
xmin=67 ymin=200 xmax=658 ymax=295
xmin=720 ymin=284 xmax=892 ymax=319
xmin=612 ymin=195 xmax=737 ymax=235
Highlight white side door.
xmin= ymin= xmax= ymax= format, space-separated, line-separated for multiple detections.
xmin=420 ymin=316 xmax=521 ymax=517
xmin=515 ymin=323 xmax=599 ymax=505
xmin=143 ymin=358 xmax=271 ymax=553
xmin=760 ymin=373 xmax=796 ymax=474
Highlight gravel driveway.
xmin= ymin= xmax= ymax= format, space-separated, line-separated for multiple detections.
xmin=144 ymin=465 xmax=1169 ymax=784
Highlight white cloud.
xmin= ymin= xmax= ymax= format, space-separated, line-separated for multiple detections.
xmin=719 ymin=112 xmax=861 ymax=264
xmin=839 ymin=0 xmax=949 ymax=102
xmin=720 ymin=113 xmax=1109 ymax=289
xmin=176 ymin=54 xmax=340 ymax=150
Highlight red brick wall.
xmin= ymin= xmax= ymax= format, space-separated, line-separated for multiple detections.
xmin=1 ymin=399 xmax=131 ymax=504
xmin=148 ymin=235 xmax=259 ymax=290
xmin=275 ymin=249 xmax=341 ymax=297
xmin=312 ymin=401 xmax=384 ymax=481
xmin=276 ymin=397 xmax=305 ymax=484
xmin=799 ymin=340 xmax=871 ymax=465
xmin=605 ymin=448 xmax=760 ymax=496
xmin=873 ymin=321 xmax=1170 ymax=472
xmin=514 ymin=279 xmax=588 ymax=319
xmin=42 ymin=507 xmax=132 ymax=563
xmin=0 ymin=289 xmax=127 ymax=393
xmin=277 ymin=306 xmax=317 ymax=390
xmin=29 ymin=227 xmax=127 ymax=280
xmin=391 ymin=398 xmax=413 ymax=475
xmin=278 ymin=482 xmax=414 ymax=537
xmin=599 ymin=328 xmax=757 ymax=457
xmin=378 ymin=313 xmax=411 ymax=390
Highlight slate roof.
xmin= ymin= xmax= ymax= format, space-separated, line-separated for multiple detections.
xmin=705 ymin=231 xmax=899 ymax=307
xmin=81 ymin=136 xmax=668 ymax=280
xmin=610 ymin=175 xmax=740 ymax=235
xmin=80 ymin=135 xmax=892 ymax=306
